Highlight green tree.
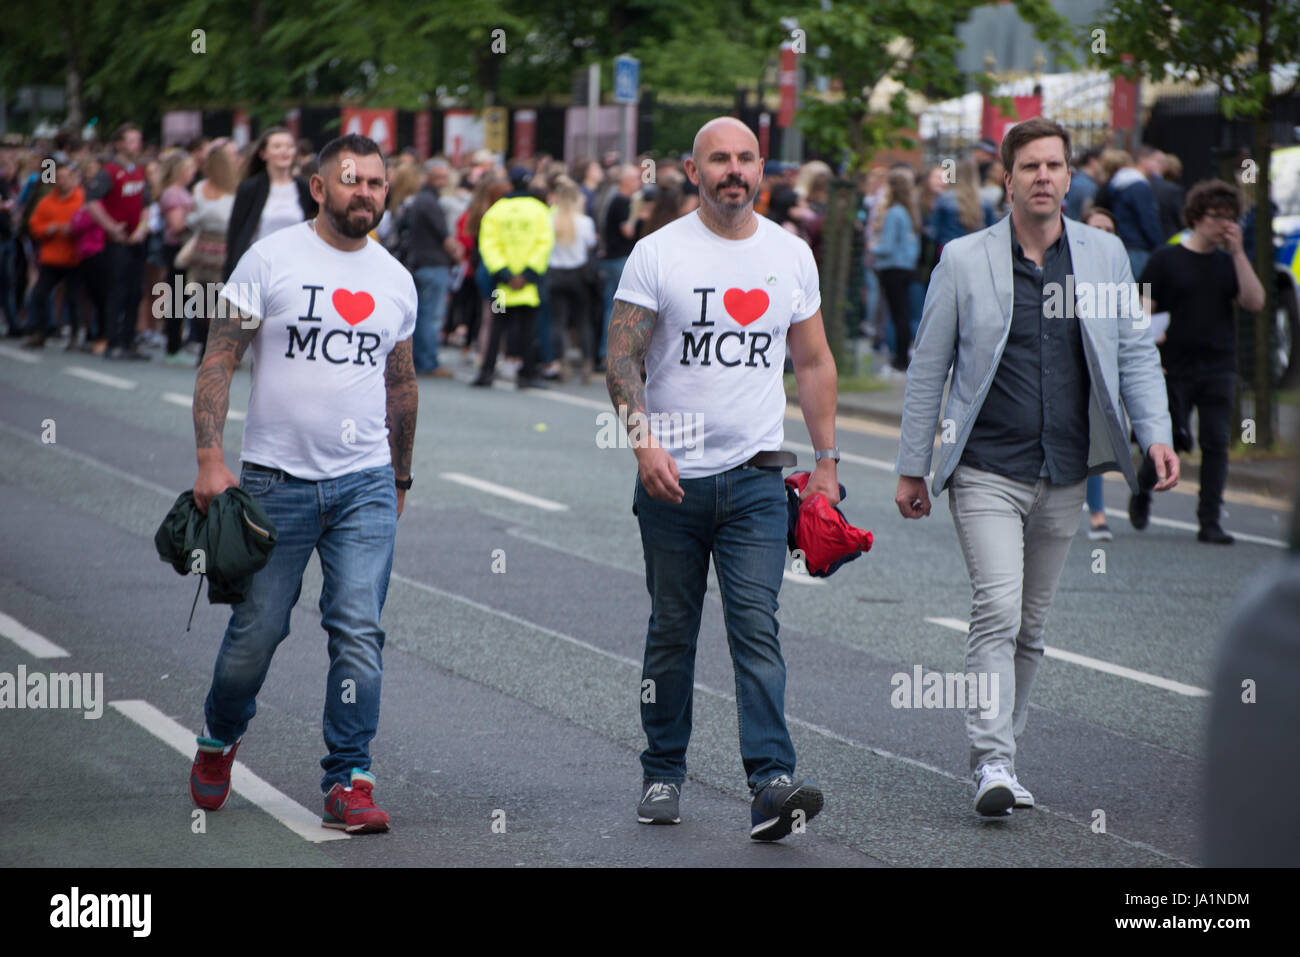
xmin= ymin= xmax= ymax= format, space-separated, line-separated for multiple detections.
xmin=789 ymin=0 xmax=1076 ymax=172
xmin=1091 ymin=0 xmax=1300 ymax=448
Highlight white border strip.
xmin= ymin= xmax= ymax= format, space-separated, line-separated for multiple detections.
xmin=109 ymin=700 xmax=349 ymax=843
xmin=0 ymin=610 xmax=69 ymax=658
xmin=925 ymin=617 xmax=1209 ymax=696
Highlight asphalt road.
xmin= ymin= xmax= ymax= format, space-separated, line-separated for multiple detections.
xmin=0 ymin=339 xmax=1291 ymax=867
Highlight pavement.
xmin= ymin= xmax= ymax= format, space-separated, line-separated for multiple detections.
xmin=0 ymin=336 xmax=1294 ymax=869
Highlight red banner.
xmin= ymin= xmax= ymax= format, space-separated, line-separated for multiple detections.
xmin=1111 ymin=60 xmax=1138 ymax=134
xmin=340 ymin=108 xmax=397 ymax=155
xmin=414 ymin=112 xmax=431 ymax=161
xmin=981 ymin=95 xmax=1043 ymax=146
xmin=513 ymin=109 xmax=537 ymax=161
xmin=777 ymin=44 xmax=797 ymax=129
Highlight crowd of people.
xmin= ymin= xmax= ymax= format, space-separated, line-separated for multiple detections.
xmin=0 ymin=120 xmax=1266 ymax=546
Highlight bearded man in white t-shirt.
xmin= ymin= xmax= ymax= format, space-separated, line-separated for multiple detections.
xmin=187 ymin=134 xmax=419 ymax=834
xmin=607 ymin=117 xmax=840 ymax=841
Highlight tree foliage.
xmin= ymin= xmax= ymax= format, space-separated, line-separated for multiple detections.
xmin=1092 ymin=0 xmax=1300 ymax=447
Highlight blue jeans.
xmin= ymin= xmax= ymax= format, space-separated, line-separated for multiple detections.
xmin=203 ymin=463 xmax=398 ymax=792
xmin=633 ymin=466 xmax=797 ymax=792
xmin=1127 ymin=249 xmax=1150 ymax=281
xmin=1085 ymin=474 xmax=1105 ymax=515
xmin=596 ymin=256 xmax=627 ymax=360
xmin=412 ymin=265 xmax=451 ymax=372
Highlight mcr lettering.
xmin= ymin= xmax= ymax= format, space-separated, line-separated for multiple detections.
xmin=285 ymin=284 xmax=382 ymax=365
xmin=680 ymin=287 xmax=775 ymax=368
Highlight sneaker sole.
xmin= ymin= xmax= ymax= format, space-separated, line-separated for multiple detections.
xmin=322 ymin=817 xmax=390 ymax=834
xmin=975 ymin=783 xmax=1015 ymax=816
xmin=636 ymin=814 xmax=680 ymax=825
xmin=750 ymin=786 xmax=824 ymax=841
xmin=1013 ymin=795 xmax=1034 ymax=809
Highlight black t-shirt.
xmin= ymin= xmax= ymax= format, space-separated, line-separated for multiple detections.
xmin=1140 ymin=243 xmax=1239 ymax=371
xmin=603 ymin=193 xmax=635 ymax=259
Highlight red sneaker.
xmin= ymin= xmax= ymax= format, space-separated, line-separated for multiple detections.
xmin=322 ymin=769 xmax=390 ymax=834
xmin=190 ymin=737 xmax=240 ymax=810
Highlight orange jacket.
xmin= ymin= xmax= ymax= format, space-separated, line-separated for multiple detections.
xmin=28 ymin=186 xmax=85 ymax=267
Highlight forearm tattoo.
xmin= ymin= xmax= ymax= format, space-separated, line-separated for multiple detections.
xmin=194 ymin=313 xmax=257 ymax=450
xmin=385 ymin=338 xmax=418 ymax=478
xmin=604 ymin=299 xmax=657 ymax=431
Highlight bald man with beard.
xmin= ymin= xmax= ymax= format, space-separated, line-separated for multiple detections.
xmin=606 ymin=117 xmax=838 ymax=841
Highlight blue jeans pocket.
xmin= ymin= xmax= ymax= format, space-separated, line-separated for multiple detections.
xmin=240 ymin=465 xmax=279 ymax=496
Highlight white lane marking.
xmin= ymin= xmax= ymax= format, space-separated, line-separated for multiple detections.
xmin=109 ymin=700 xmax=348 ymax=843
xmin=924 ymin=617 xmax=1210 ymax=696
xmin=162 ymin=391 xmax=246 ymax=421
xmin=1102 ymin=507 xmax=1285 ymax=549
xmin=440 ymin=472 xmax=569 ymax=511
xmin=63 ymin=366 xmax=137 ymax=390
xmin=0 ymin=610 xmax=70 ymax=658
xmin=0 ymin=421 xmax=177 ymax=497
xmin=0 ymin=344 xmax=41 ymax=364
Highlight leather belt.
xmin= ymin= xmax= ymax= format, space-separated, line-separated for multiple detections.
xmin=737 ymin=450 xmax=797 ymax=469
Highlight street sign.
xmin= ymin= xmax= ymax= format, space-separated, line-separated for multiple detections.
xmin=614 ymin=55 xmax=640 ymax=105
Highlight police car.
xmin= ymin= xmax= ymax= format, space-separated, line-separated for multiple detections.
xmin=1272 ymin=146 xmax=1300 ymax=386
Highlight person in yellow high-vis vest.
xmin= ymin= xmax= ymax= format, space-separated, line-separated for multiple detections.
xmin=471 ymin=167 xmax=555 ymax=388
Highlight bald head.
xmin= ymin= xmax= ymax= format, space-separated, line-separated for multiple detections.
xmin=692 ymin=117 xmax=759 ymax=165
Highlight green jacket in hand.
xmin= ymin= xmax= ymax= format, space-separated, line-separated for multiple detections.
xmin=155 ymin=488 xmax=277 ymax=605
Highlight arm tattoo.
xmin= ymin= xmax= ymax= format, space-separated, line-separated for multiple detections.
xmin=194 ymin=312 xmax=258 ymax=450
xmin=604 ymin=299 xmax=657 ymax=431
xmin=384 ymin=338 xmax=418 ymax=479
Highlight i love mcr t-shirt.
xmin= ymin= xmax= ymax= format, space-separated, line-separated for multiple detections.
xmin=220 ymin=221 xmax=417 ymax=480
xmin=614 ymin=210 xmax=821 ymax=479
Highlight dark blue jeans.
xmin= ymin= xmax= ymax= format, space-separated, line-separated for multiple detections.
xmin=412 ymin=265 xmax=451 ymax=371
xmin=203 ymin=463 xmax=397 ymax=791
xmin=633 ymin=465 xmax=797 ymax=792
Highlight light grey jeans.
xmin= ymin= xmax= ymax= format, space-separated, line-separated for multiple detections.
xmin=948 ymin=463 xmax=1086 ymax=779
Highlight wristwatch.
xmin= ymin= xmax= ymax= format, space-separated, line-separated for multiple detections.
xmin=814 ymin=448 xmax=841 ymax=462
xmin=395 ymin=475 xmax=413 ymax=490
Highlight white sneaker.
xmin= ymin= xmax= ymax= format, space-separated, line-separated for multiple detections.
xmin=1009 ymin=773 xmax=1034 ymax=809
xmin=974 ymin=764 xmax=1015 ymax=816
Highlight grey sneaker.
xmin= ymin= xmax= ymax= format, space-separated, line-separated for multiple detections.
xmin=637 ymin=781 xmax=681 ymax=825
xmin=750 ymin=774 xmax=823 ymax=841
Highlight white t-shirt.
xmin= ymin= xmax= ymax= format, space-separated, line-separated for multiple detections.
xmin=614 ymin=210 xmax=821 ymax=479
xmin=221 ymin=222 xmax=418 ymax=480
xmin=255 ymin=181 xmax=304 ymax=242
xmin=549 ymin=211 xmax=596 ymax=268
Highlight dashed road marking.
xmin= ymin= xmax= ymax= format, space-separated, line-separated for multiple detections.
xmin=63 ymin=366 xmax=137 ymax=390
xmin=441 ymin=472 xmax=569 ymax=511
xmin=0 ymin=610 xmax=70 ymax=658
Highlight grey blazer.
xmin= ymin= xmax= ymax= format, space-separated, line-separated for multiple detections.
xmin=895 ymin=214 xmax=1173 ymax=496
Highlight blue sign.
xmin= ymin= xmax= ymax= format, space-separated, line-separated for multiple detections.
xmin=614 ymin=55 xmax=640 ymax=104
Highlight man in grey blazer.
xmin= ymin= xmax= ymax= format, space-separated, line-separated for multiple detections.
xmin=893 ymin=118 xmax=1180 ymax=816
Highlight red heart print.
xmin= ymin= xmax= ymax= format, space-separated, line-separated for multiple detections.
xmin=723 ymin=288 xmax=769 ymax=326
xmin=332 ymin=289 xmax=375 ymax=325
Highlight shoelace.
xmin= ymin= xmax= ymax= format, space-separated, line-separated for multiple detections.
xmin=645 ymin=783 xmax=676 ymax=802
xmin=346 ymin=785 xmax=377 ymax=809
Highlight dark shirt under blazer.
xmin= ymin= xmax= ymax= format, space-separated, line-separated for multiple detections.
xmin=962 ymin=222 xmax=1091 ymax=485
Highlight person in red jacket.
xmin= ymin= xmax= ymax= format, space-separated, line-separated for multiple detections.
xmin=85 ymin=122 xmax=151 ymax=360
xmin=23 ymin=154 xmax=83 ymax=349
